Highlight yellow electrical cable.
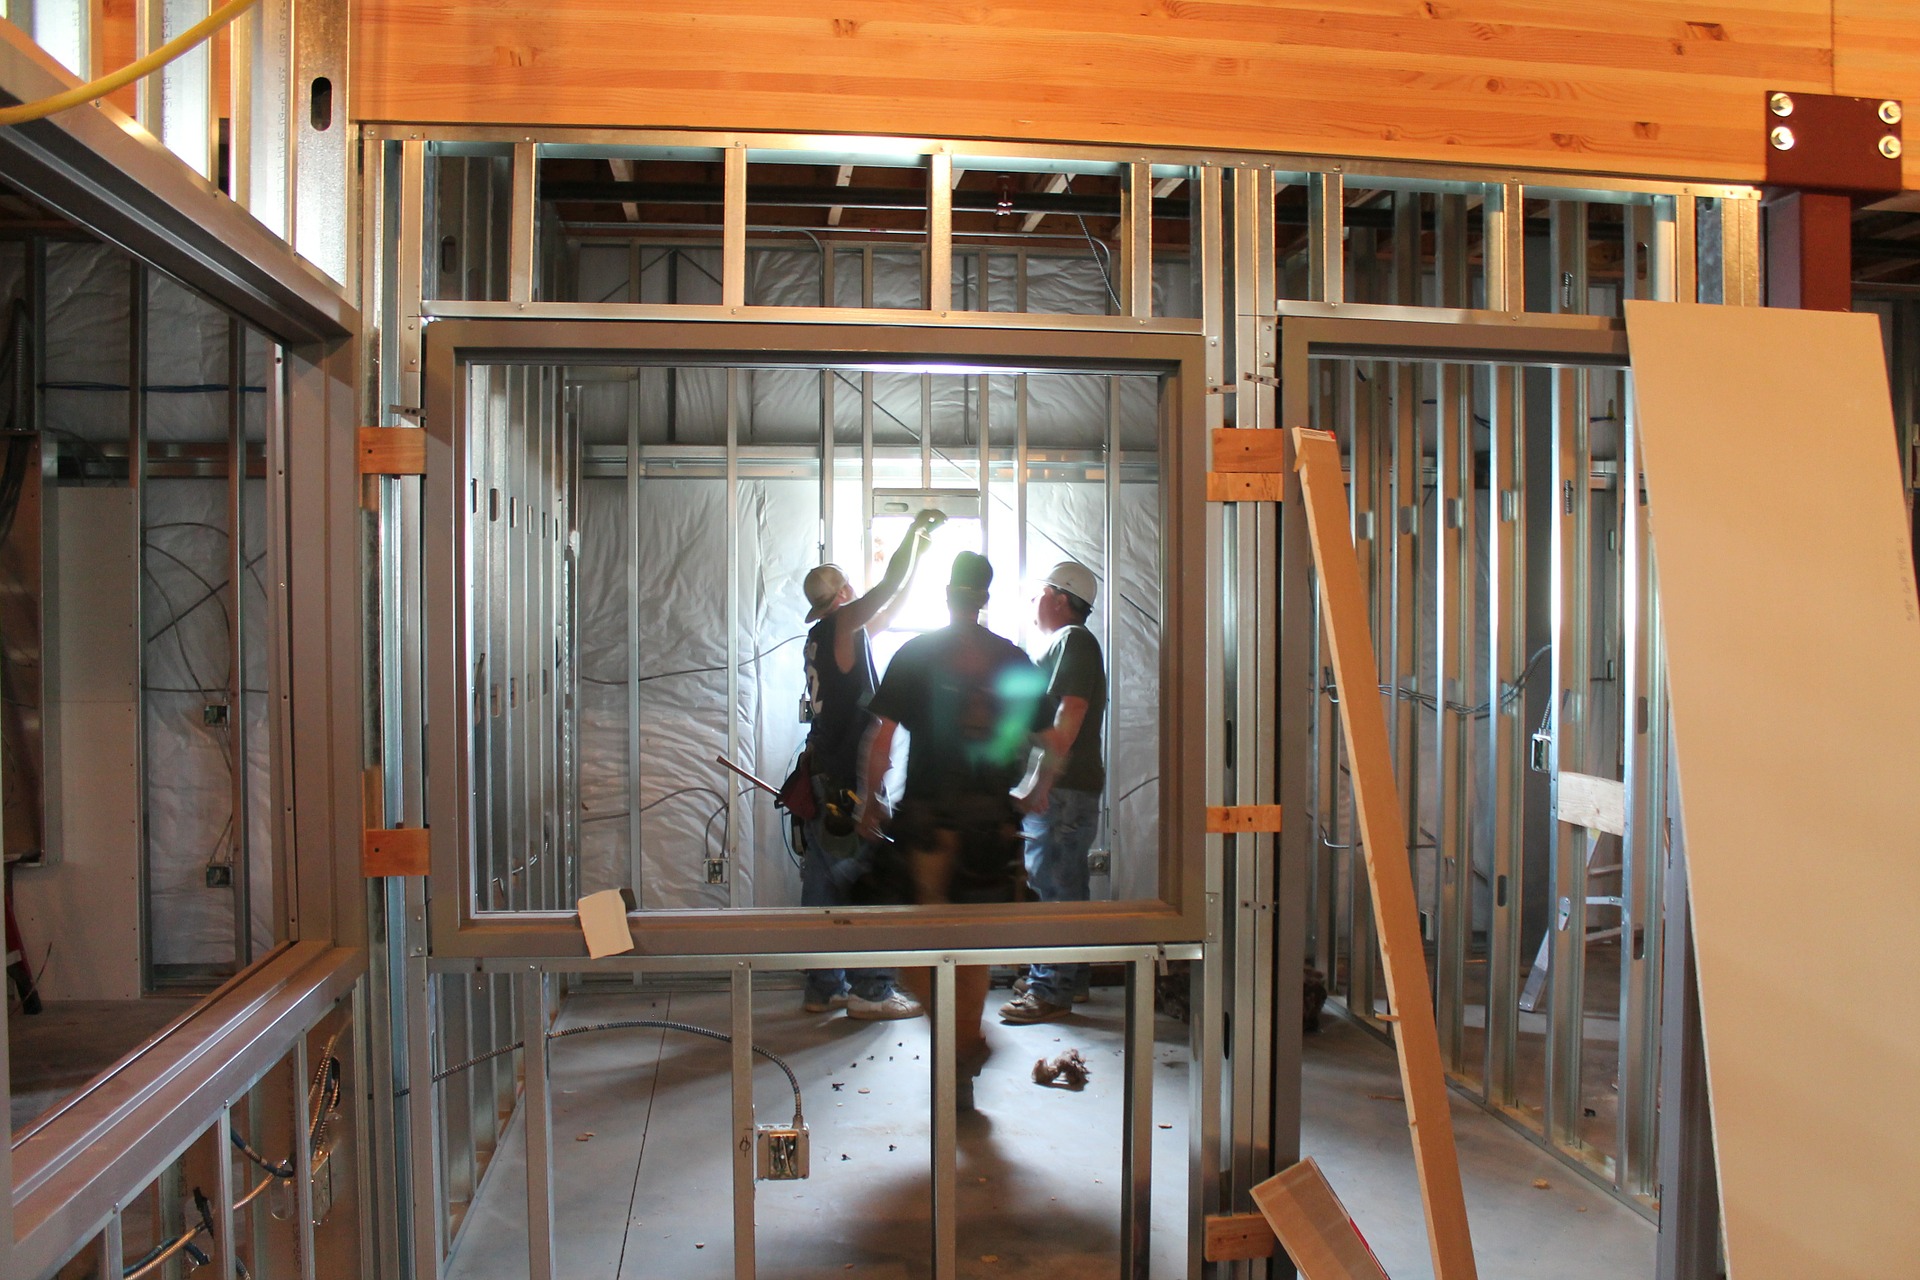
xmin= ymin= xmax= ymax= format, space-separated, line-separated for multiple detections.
xmin=0 ymin=0 xmax=261 ymax=128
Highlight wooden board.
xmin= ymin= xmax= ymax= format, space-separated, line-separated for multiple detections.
xmin=362 ymin=827 xmax=429 ymax=877
xmin=1203 ymin=1212 xmax=1278 ymax=1263
xmin=347 ymin=1 xmax=1858 ymax=184
xmin=359 ymin=426 xmax=427 ymax=475
xmin=1250 ymin=1158 xmax=1391 ymax=1280
xmin=1206 ymin=804 xmax=1284 ymax=834
xmin=1834 ymin=0 xmax=1920 ymax=190
xmin=1556 ymin=770 xmax=1626 ymax=836
xmin=1208 ymin=472 xmax=1285 ymax=503
xmin=1624 ymin=301 xmax=1920 ymax=1279
xmin=1292 ymin=427 xmax=1477 ymax=1280
xmin=1213 ymin=427 xmax=1288 ymax=473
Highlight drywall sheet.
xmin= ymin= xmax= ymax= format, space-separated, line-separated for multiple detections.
xmin=1625 ymin=300 xmax=1920 ymax=1279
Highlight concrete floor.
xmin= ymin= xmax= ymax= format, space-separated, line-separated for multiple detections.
xmin=8 ymin=997 xmax=200 ymax=1131
xmin=441 ymin=983 xmax=1653 ymax=1279
xmin=1304 ymin=1012 xmax=1654 ymax=1279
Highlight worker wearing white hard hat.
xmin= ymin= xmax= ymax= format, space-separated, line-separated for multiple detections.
xmin=1001 ymin=559 xmax=1108 ymax=1024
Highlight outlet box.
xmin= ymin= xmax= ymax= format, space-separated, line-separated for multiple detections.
xmin=755 ymin=1123 xmax=809 ymax=1180
xmin=1529 ymin=730 xmax=1551 ymax=773
xmin=1087 ymin=850 xmax=1111 ymax=877
xmin=705 ymin=859 xmax=728 ymax=885
xmin=204 ymin=864 xmax=233 ymax=888
xmin=311 ymin=1142 xmax=335 ymax=1226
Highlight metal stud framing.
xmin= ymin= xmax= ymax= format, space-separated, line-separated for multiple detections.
xmin=362 ymin=128 xmax=1765 ymax=1278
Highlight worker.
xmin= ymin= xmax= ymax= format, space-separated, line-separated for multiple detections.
xmin=1000 ymin=560 xmax=1107 ymax=1024
xmin=795 ymin=507 xmax=945 ymax=1020
xmin=856 ymin=551 xmax=1047 ymax=1107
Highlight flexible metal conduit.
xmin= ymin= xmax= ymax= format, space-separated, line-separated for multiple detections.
xmin=120 ymin=1032 xmax=342 ymax=1279
xmin=408 ymin=1017 xmax=807 ymax=1124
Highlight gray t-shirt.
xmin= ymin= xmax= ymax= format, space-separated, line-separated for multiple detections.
xmin=1036 ymin=624 xmax=1106 ymax=793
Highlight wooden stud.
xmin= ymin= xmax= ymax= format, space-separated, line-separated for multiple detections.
xmin=363 ymin=827 xmax=430 ymax=878
xmin=1250 ymin=1158 xmax=1391 ymax=1280
xmin=358 ymin=426 xmax=427 ymax=475
xmin=1206 ymin=804 xmax=1285 ymax=833
xmin=1557 ymin=770 xmax=1627 ymax=836
xmin=1293 ymin=426 xmax=1479 ymax=1280
xmin=1212 ymin=426 xmax=1289 ymax=472
xmin=1207 ymin=472 xmax=1285 ymax=503
xmin=1203 ymin=1212 xmax=1278 ymax=1262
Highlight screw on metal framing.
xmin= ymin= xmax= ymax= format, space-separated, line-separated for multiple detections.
xmin=1881 ymin=135 xmax=1904 ymax=160
xmin=1769 ymin=125 xmax=1795 ymax=151
xmin=1880 ymin=100 xmax=1903 ymax=126
xmin=1768 ymin=92 xmax=1794 ymax=118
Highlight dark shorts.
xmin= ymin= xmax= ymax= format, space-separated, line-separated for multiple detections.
xmin=874 ymin=794 xmax=1021 ymax=906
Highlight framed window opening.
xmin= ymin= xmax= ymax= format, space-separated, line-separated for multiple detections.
xmin=421 ymin=320 xmax=1206 ymax=957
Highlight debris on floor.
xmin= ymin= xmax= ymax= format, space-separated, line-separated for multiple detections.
xmin=1032 ymin=1048 xmax=1091 ymax=1090
xmin=1532 ymin=1178 xmax=1552 ymax=1190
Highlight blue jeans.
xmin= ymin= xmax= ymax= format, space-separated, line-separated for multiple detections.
xmin=1022 ymin=786 xmax=1099 ymax=1005
xmin=800 ymin=777 xmax=894 ymax=1004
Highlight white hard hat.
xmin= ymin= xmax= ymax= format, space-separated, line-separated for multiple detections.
xmin=1038 ymin=560 xmax=1098 ymax=608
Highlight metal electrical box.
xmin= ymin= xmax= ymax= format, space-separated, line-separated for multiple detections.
xmin=755 ymin=1123 xmax=809 ymax=1180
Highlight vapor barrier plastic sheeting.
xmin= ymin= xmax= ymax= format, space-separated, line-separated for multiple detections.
xmin=565 ymin=241 xmax=1173 ymax=908
xmin=574 ymin=465 xmax=1162 ymax=910
xmin=31 ymin=240 xmax=276 ymax=967
xmin=143 ymin=478 xmax=274 ymax=964
xmin=573 ymin=474 xmax=820 ymax=909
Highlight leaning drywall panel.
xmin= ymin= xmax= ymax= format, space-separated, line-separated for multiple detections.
xmin=1625 ymin=300 xmax=1920 ymax=1279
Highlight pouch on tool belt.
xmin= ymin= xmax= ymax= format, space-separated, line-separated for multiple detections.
xmin=776 ymin=750 xmax=818 ymax=821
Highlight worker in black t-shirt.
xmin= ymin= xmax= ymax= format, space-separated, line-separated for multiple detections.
xmin=857 ymin=551 xmax=1048 ymax=1106
xmin=796 ymin=507 xmax=945 ymax=1020
xmin=1001 ymin=560 xmax=1107 ymax=1025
